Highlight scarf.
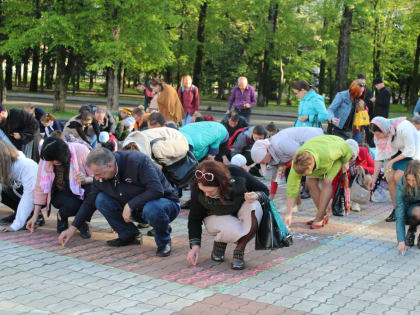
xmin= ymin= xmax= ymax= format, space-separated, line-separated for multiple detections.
xmin=39 ymin=142 xmax=85 ymax=199
xmin=371 ymin=117 xmax=406 ymax=154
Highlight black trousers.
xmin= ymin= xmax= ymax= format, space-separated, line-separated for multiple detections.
xmin=1 ymin=187 xmax=22 ymax=212
xmin=51 ymin=190 xmax=83 ymax=220
xmin=234 ymin=108 xmax=251 ymax=122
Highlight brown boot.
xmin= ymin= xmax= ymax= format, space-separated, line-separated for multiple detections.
xmin=231 ymin=211 xmax=258 ymax=270
xmin=211 ymin=242 xmax=227 ymax=262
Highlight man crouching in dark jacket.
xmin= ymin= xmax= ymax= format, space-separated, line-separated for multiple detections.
xmin=58 ymin=148 xmax=180 ymax=257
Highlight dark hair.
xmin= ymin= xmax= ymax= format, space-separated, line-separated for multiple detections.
xmin=40 ymin=137 xmax=71 ymax=164
xmin=40 ymin=113 xmax=57 ymax=123
xmin=228 ymin=111 xmax=240 ymax=122
xmin=195 ymin=116 xmax=204 ymax=122
xmin=191 ymin=160 xmax=232 ymax=203
xmin=292 ymin=80 xmax=311 ymax=91
xmin=369 ymin=123 xmax=382 ymax=133
xmin=148 ymin=112 xmax=165 ymax=126
xmin=357 ymin=73 xmax=366 ymax=80
xmin=132 ymin=105 xmax=145 ymax=117
xmin=266 ymin=122 xmax=278 ymax=133
xmin=77 ymin=110 xmax=93 ymax=122
xmin=253 ymin=125 xmax=266 ymax=136
xmin=149 ymin=78 xmax=164 ymax=89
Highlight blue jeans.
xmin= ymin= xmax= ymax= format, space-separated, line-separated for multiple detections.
xmin=181 ymin=112 xmax=194 ymax=126
xmin=353 ymin=131 xmax=361 ymax=144
xmin=142 ymin=198 xmax=180 ymax=249
xmin=88 ymin=135 xmax=98 ymax=148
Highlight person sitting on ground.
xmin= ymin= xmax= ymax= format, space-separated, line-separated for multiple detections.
xmin=231 ymin=154 xmax=248 ymax=171
xmin=57 ymin=148 xmax=180 ymax=257
xmin=266 ymin=122 xmax=279 ymax=137
xmin=147 ymin=112 xmax=166 ymax=129
xmin=369 ymin=117 xmax=420 ymax=223
xmin=24 ymin=104 xmax=46 ymax=132
xmin=94 ymin=108 xmax=116 ymax=134
xmin=63 ymin=110 xmax=100 ymax=148
xmin=396 ymin=160 xmax=420 ymax=255
xmin=231 ymin=125 xmax=268 ymax=165
xmin=0 ymin=104 xmax=40 ymax=161
xmin=26 ymin=137 xmax=92 ymax=239
xmin=149 ymin=78 xmax=185 ymax=124
xmin=187 ymin=161 xmax=269 ymax=270
xmin=284 ymin=135 xmax=353 ymax=229
xmin=293 ymin=80 xmax=328 ymax=128
xmin=221 ymin=111 xmax=249 ymax=138
xmin=330 ymin=139 xmax=374 ymax=212
xmin=133 ymin=106 xmax=150 ymax=131
xmin=0 ymin=140 xmax=44 ymax=232
xmin=40 ymin=113 xmax=64 ymax=138
xmin=180 ymin=121 xmax=229 ymax=163
xmin=251 ymin=127 xmax=324 ymax=200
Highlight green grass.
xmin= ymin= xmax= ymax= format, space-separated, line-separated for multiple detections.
xmin=5 ymin=104 xmax=78 ymax=119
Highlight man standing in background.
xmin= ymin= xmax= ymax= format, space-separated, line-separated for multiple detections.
xmin=227 ymin=77 xmax=256 ymax=122
xmin=178 ymin=75 xmax=200 ymax=126
xmin=371 ymin=77 xmax=391 ymax=119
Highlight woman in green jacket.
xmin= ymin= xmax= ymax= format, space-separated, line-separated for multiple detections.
xmin=396 ymin=160 xmax=420 ymax=255
xmin=285 ymin=135 xmax=353 ymax=229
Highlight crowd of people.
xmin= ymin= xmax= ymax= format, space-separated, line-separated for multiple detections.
xmin=1 ymin=73 xmax=420 ymax=271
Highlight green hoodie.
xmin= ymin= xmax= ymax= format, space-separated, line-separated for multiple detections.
xmin=286 ymin=135 xmax=353 ymax=198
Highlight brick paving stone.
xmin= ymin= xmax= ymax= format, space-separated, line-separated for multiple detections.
xmin=306 ymin=291 xmax=335 ymax=303
xmin=272 ymin=296 xmax=303 ymax=309
xmin=293 ymin=300 xmax=321 ymax=312
xmin=143 ymin=308 xmax=174 ymax=315
xmin=376 ymin=295 xmax=401 ymax=306
xmin=344 ymin=299 xmax=372 ymax=312
xmin=363 ymin=302 xmax=391 ymax=314
xmin=311 ymin=303 xmax=340 ymax=314
xmin=164 ymin=297 xmax=199 ymax=311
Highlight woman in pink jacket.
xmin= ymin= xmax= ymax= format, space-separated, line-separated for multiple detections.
xmin=26 ymin=136 xmax=92 ymax=238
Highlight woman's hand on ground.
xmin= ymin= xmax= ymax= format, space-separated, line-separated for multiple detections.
xmin=284 ymin=213 xmax=292 ymax=228
xmin=187 ymin=246 xmax=200 ymax=266
xmin=0 ymin=226 xmax=14 ymax=232
xmin=398 ymin=242 xmax=406 ymax=256
xmin=26 ymin=216 xmax=37 ymax=233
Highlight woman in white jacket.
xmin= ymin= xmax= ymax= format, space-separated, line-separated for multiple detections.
xmin=0 ymin=140 xmax=43 ymax=232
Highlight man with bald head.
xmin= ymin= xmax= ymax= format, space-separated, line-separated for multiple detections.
xmin=227 ymin=77 xmax=256 ymax=122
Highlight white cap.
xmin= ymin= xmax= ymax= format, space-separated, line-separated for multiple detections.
xmin=231 ymin=154 xmax=247 ymax=167
xmin=99 ymin=131 xmax=110 ymax=143
xmin=345 ymin=139 xmax=359 ymax=161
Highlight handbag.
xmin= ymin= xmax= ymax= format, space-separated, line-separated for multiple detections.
xmin=350 ymin=167 xmax=370 ymax=204
xmin=332 ymin=174 xmax=345 ymax=216
xmin=255 ymin=192 xmax=293 ymax=250
xmin=354 ymin=110 xmax=370 ymax=128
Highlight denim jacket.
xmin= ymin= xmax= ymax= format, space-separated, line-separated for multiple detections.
xmin=328 ymin=90 xmax=357 ymax=129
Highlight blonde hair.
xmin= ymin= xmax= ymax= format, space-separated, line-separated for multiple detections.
xmin=403 ymin=160 xmax=420 ymax=197
xmin=0 ymin=140 xmax=19 ymax=186
xmin=293 ymin=151 xmax=315 ymax=175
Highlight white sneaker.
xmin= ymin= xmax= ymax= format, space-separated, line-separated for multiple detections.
xmin=292 ymin=204 xmax=299 ymax=212
xmin=351 ymin=202 xmax=361 ymax=212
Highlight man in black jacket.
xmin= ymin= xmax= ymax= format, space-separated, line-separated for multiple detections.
xmin=371 ymin=77 xmax=391 ymax=118
xmin=58 ymin=148 xmax=180 ymax=256
xmin=0 ymin=104 xmax=39 ymax=157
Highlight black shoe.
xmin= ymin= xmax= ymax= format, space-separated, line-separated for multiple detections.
xmin=385 ymin=209 xmax=396 ymax=222
xmin=249 ymin=166 xmax=262 ymax=177
xmin=231 ymin=249 xmax=245 ymax=270
xmin=147 ymin=226 xmax=172 ymax=237
xmin=211 ymin=242 xmax=227 ymax=262
xmin=156 ymin=241 xmax=171 ymax=257
xmin=107 ymin=234 xmax=142 ymax=247
xmin=36 ymin=213 xmax=45 ymax=227
xmin=57 ymin=214 xmax=69 ymax=234
xmin=79 ymin=223 xmax=91 ymax=239
xmin=136 ymin=217 xmax=150 ymax=229
xmin=406 ymin=228 xmax=416 ymax=247
xmin=181 ymin=200 xmax=191 ymax=209
xmin=0 ymin=213 xmax=16 ymax=224
xmin=300 ymin=191 xmax=311 ymax=199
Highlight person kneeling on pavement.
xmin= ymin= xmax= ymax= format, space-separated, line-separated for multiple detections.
xmin=58 ymin=148 xmax=180 ymax=257
xmin=187 ymin=161 xmax=269 ymax=270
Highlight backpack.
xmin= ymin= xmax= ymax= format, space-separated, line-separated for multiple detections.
xmin=181 ymin=85 xmax=197 ymax=99
xmin=227 ymin=127 xmax=251 ymax=150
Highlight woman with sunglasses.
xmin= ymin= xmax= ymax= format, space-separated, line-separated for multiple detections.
xmin=26 ymin=136 xmax=93 ymax=239
xmin=369 ymin=116 xmax=420 ymax=222
xmin=187 ymin=160 xmax=269 ymax=270
xmin=327 ymin=79 xmax=366 ymax=140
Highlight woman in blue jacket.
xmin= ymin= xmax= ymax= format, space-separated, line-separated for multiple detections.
xmin=327 ymin=80 xmax=366 ymax=140
xmin=293 ymin=80 xmax=328 ymax=128
xmin=395 ymin=160 xmax=420 ymax=255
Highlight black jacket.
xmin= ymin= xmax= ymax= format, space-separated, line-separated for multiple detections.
xmin=221 ymin=116 xmax=249 ymax=137
xmin=373 ymin=87 xmax=391 ymax=118
xmin=98 ymin=111 xmax=116 ymax=134
xmin=0 ymin=108 xmax=39 ymax=150
xmin=188 ymin=165 xmax=269 ymax=247
xmin=72 ymin=151 xmax=179 ymax=228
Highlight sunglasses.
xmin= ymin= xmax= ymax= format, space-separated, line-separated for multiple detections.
xmin=195 ymin=170 xmax=214 ymax=182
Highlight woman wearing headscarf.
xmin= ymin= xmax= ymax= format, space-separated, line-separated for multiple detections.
xmin=251 ymin=127 xmax=323 ymax=200
xmin=26 ymin=137 xmax=93 ymax=238
xmin=369 ymin=116 xmax=420 ymax=222
xmin=0 ymin=140 xmax=44 ymax=232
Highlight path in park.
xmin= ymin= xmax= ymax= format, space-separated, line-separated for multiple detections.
xmin=1 ymin=178 xmax=420 ymax=315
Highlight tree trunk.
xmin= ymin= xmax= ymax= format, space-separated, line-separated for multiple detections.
xmin=258 ymin=1 xmax=278 ymax=107
xmin=22 ymin=49 xmax=31 ymax=87
xmin=192 ymin=1 xmax=208 ymax=88
xmin=107 ymin=65 xmax=120 ymax=110
xmin=277 ymin=57 xmax=284 ymax=105
xmin=334 ymin=5 xmax=353 ymax=95
xmin=45 ymin=51 xmax=54 ymax=90
xmin=89 ymin=71 xmax=95 ymax=90
xmin=319 ymin=59 xmax=326 ymax=95
xmin=286 ymin=83 xmax=292 ymax=106
xmin=53 ymin=46 xmax=75 ymax=111
xmin=5 ymin=56 xmax=13 ymax=90
xmin=409 ymin=33 xmax=420 ymax=112
xmin=0 ymin=56 xmax=5 ymax=103
xmin=120 ymin=68 xmax=126 ymax=94
xmin=29 ymin=46 xmax=40 ymax=92
xmin=16 ymin=63 xmax=22 ymax=86
xmin=40 ymin=46 xmax=46 ymax=92
xmin=328 ymin=66 xmax=334 ymax=102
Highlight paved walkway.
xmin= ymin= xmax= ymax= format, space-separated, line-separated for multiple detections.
xmin=1 ymin=180 xmax=420 ymax=315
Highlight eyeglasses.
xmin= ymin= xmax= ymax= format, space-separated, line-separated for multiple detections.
xmin=357 ymin=82 xmax=366 ymax=87
xmin=195 ymin=170 xmax=214 ymax=182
